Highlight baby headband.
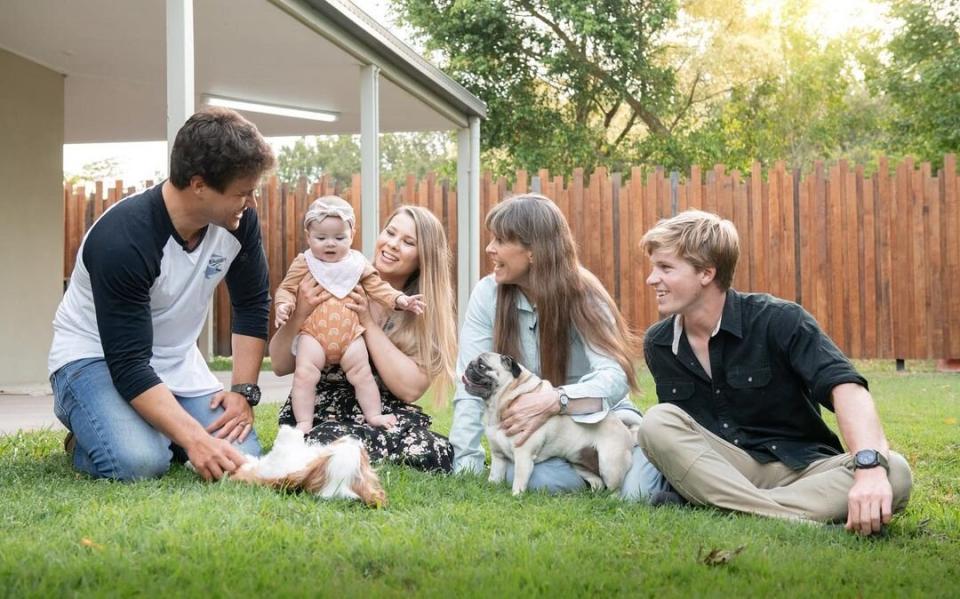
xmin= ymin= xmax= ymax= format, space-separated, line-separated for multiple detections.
xmin=304 ymin=198 xmax=356 ymax=230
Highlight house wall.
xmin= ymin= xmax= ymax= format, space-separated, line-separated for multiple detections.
xmin=0 ymin=48 xmax=64 ymax=390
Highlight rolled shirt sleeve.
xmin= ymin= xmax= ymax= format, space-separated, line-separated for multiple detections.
xmin=561 ymin=315 xmax=635 ymax=424
xmin=775 ymin=302 xmax=868 ymax=410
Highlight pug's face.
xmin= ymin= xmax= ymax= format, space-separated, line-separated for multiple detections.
xmin=462 ymin=352 xmax=523 ymax=400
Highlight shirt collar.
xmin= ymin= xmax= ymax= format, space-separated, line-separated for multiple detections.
xmin=515 ymin=290 xmax=535 ymax=313
xmin=660 ymin=288 xmax=743 ymax=355
xmin=671 ymin=313 xmax=722 ymax=355
xmin=719 ymin=288 xmax=743 ymax=338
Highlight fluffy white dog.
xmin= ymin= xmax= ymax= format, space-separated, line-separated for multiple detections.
xmin=462 ymin=352 xmax=636 ymax=495
xmin=230 ymin=426 xmax=386 ymax=507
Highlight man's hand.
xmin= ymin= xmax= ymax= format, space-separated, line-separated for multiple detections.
xmin=396 ymin=294 xmax=426 ymax=315
xmin=500 ymin=388 xmax=561 ymax=446
xmin=274 ymin=303 xmax=293 ymax=328
xmin=206 ymin=391 xmax=254 ymax=443
xmin=845 ymin=467 xmax=893 ymax=536
xmin=186 ymin=435 xmax=248 ymax=481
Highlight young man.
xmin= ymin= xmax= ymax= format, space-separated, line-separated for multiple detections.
xmin=638 ymin=210 xmax=912 ymax=535
xmin=48 ymin=107 xmax=275 ymax=482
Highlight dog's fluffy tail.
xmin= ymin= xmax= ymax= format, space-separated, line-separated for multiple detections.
xmin=230 ymin=427 xmax=387 ymax=508
xmin=317 ymin=437 xmax=387 ymax=508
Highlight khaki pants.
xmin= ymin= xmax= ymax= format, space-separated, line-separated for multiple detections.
xmin=638 ymin=403 xmax=913 ymax=522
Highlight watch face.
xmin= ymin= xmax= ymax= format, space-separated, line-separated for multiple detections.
xmin=233 ymin=384 xmax=261 ymax=405
xmin=855 ymin=449 xmax=879 ymax=467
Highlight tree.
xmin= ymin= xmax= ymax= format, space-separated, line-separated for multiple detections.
xmin=865 ymin=0 xmax=960 ymax=166
xmin=393 ymin=0 xmax=689 ymax=175
xmin=276 ymin=136 xmax=360 ymax=184
xmin=684 ymin=27 xmax=887 ymax=172
xmin=64 ymin=158 xmax=121 ymax=187
xmin=275 ymin=132 xmax=455 ymax=186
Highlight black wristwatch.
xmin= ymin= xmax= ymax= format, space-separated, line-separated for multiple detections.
xmin=231 ymin=383 xmax=261 ymax=407
xmin=853 ymin=449 xmax=889 ymax=473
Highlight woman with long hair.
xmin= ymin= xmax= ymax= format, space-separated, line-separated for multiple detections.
xmin=451 ymin=194 xmax=666 ymax=497
xmin=270 ymin=205 xmax=458 ymax=472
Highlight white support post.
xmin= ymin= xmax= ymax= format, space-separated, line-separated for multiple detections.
xmin=457 ymin=127 xmax=470 ymax=327
xmin=167 ymin=0 xmax=209 ymax=357
xmin=360 ymin=64 xmax=380 ymax=257
xmin=166 ymin=0 xmax=194 ymax=147
xmin=469 ymin=117 xmax=481 ymax=288
xmin=457 ymin=117 xmax=481 ymax=329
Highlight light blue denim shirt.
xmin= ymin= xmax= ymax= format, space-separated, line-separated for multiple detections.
xmin=450 ymin=275 xmax=640 ymax=474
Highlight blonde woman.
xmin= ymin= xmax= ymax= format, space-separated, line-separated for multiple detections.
xmin=270 ymin=206 xmax=458 ymax=472
xmin=451 ymin=194 xmax=667 ymax=499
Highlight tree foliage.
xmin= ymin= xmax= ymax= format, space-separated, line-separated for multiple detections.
xmin=276 ymin=132 xmax=455 ymax=185
xmin=393 ymin=0 xmax=688 ymax=174
xmin=866 ymin=0 xmax=960 ymax=166
xmin=683 ymin=15 xmax=887 ymax=172
xmin=279 ymin=0 xmax=955 ymax=180
xmin=64 ymin=158 xmax=121 ymax=187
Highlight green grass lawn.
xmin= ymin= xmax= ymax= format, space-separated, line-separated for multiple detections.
xmin=2 ymin=364 xmax=958 ymax=597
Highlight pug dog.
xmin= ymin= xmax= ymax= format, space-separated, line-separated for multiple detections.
xmin=462 ymin=352 xmax=635 ymax=495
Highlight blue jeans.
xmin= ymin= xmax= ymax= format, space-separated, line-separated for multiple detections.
xmin=51 ymin=358 xmax=261 ymax=481
xmin=505 ymin=446 xmax=669 ymax=500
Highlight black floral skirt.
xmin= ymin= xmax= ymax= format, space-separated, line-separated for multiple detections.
xmin=276 ymin=365 xmax=453 ymax=473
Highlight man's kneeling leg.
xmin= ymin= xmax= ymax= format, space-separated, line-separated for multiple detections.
xmin=52 ymin=358 xmax=172 ymax=481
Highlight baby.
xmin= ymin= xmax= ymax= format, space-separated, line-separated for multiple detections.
xmin=274 ymin=196 xmax=425 ymax=432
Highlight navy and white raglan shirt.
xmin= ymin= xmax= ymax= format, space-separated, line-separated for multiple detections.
xmin=48 ymin=183 xmax=270 ymax=401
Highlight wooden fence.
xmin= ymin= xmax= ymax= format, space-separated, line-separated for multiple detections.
xmin=63 ymin=154 xmax=959 ymax=360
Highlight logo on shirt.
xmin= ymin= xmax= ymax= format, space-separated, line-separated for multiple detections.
xmin=205 ymin=254 xmax=226 ymax=279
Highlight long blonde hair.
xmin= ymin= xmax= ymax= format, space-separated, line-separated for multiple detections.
xmin=381 ymin=206 xmax=458 ymax=400
xmin=486 ymin=194 xmax=639 ymax=390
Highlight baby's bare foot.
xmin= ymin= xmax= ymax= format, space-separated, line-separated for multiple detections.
xmin=366 ymin=414 xmax=398 ymax=429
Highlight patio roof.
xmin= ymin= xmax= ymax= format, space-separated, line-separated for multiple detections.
xmin=0 ymin=0 xmax=484 ymax=387
xmin=0 ymin=0 xmax=486 ymax=143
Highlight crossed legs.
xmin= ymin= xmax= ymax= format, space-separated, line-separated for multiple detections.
xmin=638 ymin=403 xmax=912 ymax=522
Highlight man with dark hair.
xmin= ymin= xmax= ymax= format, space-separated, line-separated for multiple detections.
xmin=49 ymin=107 xmax=275 ymax=482
xmin=638 ymin=210 xmax=912 ymax=535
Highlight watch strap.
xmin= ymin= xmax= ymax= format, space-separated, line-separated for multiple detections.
xmin=556 ymin=387 xmax=569 ymax=415
xmin=876 ymin=452 xmax=889 ymax=473
xmin=230 ymin=383 xmax=261 ymax=406
xmin=854 ymin=449 xmax=889 ymax=473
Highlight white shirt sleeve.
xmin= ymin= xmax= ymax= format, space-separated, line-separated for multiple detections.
xmin=562 ymin=323 xmax=632 ymax=424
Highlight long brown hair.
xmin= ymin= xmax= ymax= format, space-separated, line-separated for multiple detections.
xmin=486 ymin=194 xmax=639 ymax=390
xmin=381 ymin=206 xmax=458 ymax=400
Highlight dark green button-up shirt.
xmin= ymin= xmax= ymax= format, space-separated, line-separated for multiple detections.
xmin=643 ymin=289 xmax=868 ymax=470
